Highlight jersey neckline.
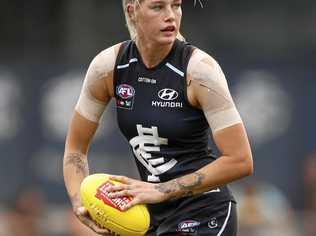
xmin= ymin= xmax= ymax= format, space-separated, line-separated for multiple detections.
xmin=133 ymin=39 xmax=179 ymax=72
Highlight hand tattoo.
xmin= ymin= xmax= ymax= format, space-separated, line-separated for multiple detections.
xmin=65 ymin=153 xmax=89 ymax=176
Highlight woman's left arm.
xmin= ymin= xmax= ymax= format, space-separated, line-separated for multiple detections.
xmin=151 ymin=49 xmax=253 ymax=200
xmin=107 ymin=49 xmax=253 ymax=209
xmin=154 ymin=123 xmax=253 ymax=200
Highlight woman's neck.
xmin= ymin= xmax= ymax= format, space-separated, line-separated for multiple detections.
xmin=135 ymin=38 xmax=174 ymax=68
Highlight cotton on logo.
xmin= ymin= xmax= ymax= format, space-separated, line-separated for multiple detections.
xmin=117 ymin=84 xmax=135 ymax=99
xmin=158 ymin=88 xmax=178 ymax=101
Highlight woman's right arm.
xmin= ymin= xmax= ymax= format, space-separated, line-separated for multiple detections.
xmin=63 ymin=43 xmax=120 ymax=234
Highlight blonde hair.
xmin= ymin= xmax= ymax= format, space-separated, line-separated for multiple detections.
xmin=122 ymin=0 xmax=185 ymax=41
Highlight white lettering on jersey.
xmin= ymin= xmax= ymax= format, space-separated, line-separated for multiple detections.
xmin=138 ymin=77 xmax=157 ymax=84
xmin=129 ymin=124 xmax=177 ymax=182
xmin=152 ymin=101 xmax=183 ymax=108
xmin=152 ymin=88 xmax=183 ymax=108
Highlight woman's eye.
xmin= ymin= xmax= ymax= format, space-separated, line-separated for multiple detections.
xmin=152 ymin=5 xmax=163 ymax=11
xmin=173 ymin=3 xmax=181 ymax=8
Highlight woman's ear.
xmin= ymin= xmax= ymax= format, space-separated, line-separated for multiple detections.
xmin=127 ymin=4 xmax=136 ymax=22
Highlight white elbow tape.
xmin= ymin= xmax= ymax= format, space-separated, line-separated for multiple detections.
xmin=205 ymin=107 xmax=242 ymax=133
xmin=75 ymin=91 xmax=106 ymax=123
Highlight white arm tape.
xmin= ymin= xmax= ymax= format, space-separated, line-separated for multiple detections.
xmin=188 ymin=49 xmax=243 ymax=132
xmin=205 ymin=107 xmax=242 ymax=133
xmin=74 ymin=46 xmax=117 ymax=123
xmin=75 ymin=91 xmax=106 ymax=123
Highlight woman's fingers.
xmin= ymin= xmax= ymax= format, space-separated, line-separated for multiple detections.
xmin=75 ymin=206 xmax=88 ymax=217
xmin=109 ymin=175 xmax=131 ymax=184
xmin=89 ymin=223 xmax=111 ymax=235
xmin=108 ymin=189 xmax=132 ymax=198
xmin=123 ymin=197 xmax=142 ymax=210
xmin=106 ymin=184 xmax=130 ymax=192
xmin=75 ymin=207 xmax=111 ymax=235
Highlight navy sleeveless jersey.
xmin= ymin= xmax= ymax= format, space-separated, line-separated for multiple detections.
xmin=113 ymin=40 xmax=235 ymax=214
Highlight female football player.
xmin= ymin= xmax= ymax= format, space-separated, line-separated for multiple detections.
xmin=63 ymin=0 xmax=253 ymax=235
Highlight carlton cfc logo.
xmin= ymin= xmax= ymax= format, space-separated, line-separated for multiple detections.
xmin=158 ymin=88 xmax=178 ymax=101
xmin=117 ymin=84 xmax=135 ymax=99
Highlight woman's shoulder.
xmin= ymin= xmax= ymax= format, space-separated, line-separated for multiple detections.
xmin=87 ymin=42 xmax=126 ymax=74
xmin=187 ymin=47 xmax=223 ymax=79
xmin=189 ymin=47 xmax=219 ymax=66
xmin=94 ymin=42 xmax=123 ymax=62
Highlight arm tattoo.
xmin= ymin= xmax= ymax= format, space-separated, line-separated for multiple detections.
xmin=155 ymin=172 xmax=206 ymax=200
xmin=65 ymin=153 xmax=89 ymax=176
xmin=155 ymin=180 xmax=178 ymax=194
xmin=176 ymin=172 xmax=205 ymax=190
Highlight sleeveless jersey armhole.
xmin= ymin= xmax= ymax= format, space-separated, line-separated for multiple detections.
xmin=113 ymin=41 xmax=130 ymax=93
xmin=183 ymin=46 xmax=198 ymax=109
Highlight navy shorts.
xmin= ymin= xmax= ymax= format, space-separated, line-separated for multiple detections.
xmin=146 ymin=200 xmax=237 ymax=236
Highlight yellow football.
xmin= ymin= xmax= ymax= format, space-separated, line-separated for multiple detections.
xmin=80 ymin=173 xmax=150 ymax=236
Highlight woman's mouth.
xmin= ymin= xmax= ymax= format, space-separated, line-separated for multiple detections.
xmin=161 ymin=26 xmax=176 ymax=33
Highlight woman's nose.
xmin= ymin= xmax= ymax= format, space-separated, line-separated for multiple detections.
xmin=164 ymin=5 xmax=175 ymax=22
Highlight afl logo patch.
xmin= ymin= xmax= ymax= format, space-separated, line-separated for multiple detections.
xmin=116 ymin=84 xmax=135 ymax=110
xmin=176 ymin=220 xmax=200 ymax=234
xmin=117 ymin=84 xmax=135 ymax=99
xmin=158 ymin=88 xmax=178 ymax=101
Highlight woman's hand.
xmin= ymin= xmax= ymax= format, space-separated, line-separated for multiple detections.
xmin=74 ymin=206 xmax=112 ymax=235
xmin=107 ymin=175 xmax=170 ymax=210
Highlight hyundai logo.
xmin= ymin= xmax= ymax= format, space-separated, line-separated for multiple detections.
xmin=158 ymin=88 xmax=178 ymax=101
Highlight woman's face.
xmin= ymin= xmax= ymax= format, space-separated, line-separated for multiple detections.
xmin=132 ymin=0 xmax=182 ymax=45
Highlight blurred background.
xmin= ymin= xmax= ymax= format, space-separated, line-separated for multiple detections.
xmin=0 ymin=0 xmax=315 ymax=235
